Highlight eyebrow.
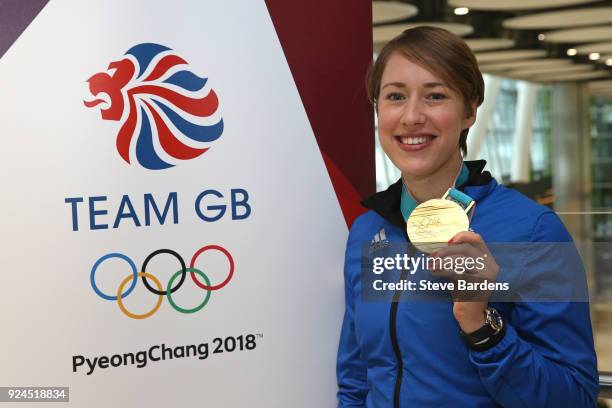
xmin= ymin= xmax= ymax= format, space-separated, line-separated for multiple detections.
xmin=381 ymin=81 xmax=448 ymax=90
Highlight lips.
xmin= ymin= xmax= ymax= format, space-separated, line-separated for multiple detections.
xmin=394 ymin=134 xmax=436 ymax=152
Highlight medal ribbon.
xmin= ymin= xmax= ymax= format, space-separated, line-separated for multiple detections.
xmin=443 ymin=188 xmax=475 ymax=216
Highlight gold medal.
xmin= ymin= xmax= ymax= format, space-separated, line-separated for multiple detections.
xmin=406 ymin=189 xmax=475 ymax=253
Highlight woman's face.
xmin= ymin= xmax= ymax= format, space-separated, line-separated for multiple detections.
xmin=377 ymin=52 xmax=476 ymax=179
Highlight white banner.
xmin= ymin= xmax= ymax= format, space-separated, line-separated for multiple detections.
xmin=0 ymin=1 xmax=346 ymax=406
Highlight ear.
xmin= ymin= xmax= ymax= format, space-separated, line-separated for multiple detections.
xmin=462 ymin=99 xmax=478 ymax=130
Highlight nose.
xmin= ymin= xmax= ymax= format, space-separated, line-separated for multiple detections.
xmin=400 ymin=96 xmax=426 ymax=127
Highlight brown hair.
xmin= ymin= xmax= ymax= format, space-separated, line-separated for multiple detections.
xmin=367 ymin=26 xmax=484 ymax=156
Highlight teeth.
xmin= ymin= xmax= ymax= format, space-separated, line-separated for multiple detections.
xmin=400 ymin=136 xmax=427 ymax=145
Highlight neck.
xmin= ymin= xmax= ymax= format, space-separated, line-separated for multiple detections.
xmin=403 ymin=153 xmax=463 ymax=203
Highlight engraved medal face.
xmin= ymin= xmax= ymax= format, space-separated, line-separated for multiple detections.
xmin=406 ymin=198 xmax=469 ymax=253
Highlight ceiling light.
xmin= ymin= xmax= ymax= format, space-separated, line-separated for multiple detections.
xmin=567 ymin=48 xmax=577 ymax=56
xmin=454 ymin=7 xmax=469 ymax=15
xmin=538 ymin=33 xmax=546 ymax=41
xmin=589 ymin=52 xmax=601 ymax=60
xmin=606 ymin=59 xmax=612 ymax=66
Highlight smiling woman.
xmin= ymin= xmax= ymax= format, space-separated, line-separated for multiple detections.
xmin=368 ymin=27 xmax=483 ymax=202
xmin=336 ymin=26 xmax=599 ymax=408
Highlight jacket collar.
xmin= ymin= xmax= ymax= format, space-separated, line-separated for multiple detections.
xmin=361 ymin=160 xmax=493 ymax=229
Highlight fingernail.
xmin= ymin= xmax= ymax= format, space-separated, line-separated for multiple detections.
xmin=448 ymin=238 xmax=454 ymax=244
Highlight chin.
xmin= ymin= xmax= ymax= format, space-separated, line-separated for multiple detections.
xmin=390 ymin=155 xmax=437 ymax=178
xmin=399 ymin=163 xmax=437 ymax=178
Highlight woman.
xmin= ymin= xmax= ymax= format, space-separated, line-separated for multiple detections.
xmin=337 ymin=27 xmax=598 ymax=407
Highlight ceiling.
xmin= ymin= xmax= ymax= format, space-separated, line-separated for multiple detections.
xmin=372 ymin=0 xmax=612 ymax=86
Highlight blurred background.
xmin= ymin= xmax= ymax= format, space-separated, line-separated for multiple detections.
xmin=371 ymin=0 xmax=612 ymax=404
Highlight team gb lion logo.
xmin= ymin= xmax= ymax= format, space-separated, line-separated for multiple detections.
xmin=84 ymin=43 xmax=223 ymax=170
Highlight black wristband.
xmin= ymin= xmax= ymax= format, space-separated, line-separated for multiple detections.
xmin=465 ymin=320 xmax=507 ymax=352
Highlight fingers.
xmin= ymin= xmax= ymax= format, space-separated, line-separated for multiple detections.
xmin=424 ymin=232 xmax=498 ymax=304
xmin=448 ymin=231 xmax=487 ymax=252
xmin=428 ymin=266 xmax=456 ymax=279
xmin=431 ymin=243 xmax=483 ymax=260
xmin=427 ymin=234 xmax=497 ymax=279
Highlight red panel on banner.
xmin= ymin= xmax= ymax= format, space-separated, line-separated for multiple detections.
xmin=265 ymin=0 xmax=375 ymax=227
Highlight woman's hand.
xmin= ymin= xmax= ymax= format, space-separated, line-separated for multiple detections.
xmin=428 ymin=231 xmax=499 ymax=334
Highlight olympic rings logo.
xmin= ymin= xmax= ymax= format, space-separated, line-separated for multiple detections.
xmin=91 ymin=245 xmax=234 ymax=319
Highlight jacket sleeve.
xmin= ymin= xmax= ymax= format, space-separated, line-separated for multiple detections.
xmin=470 ymin=212 xmax=599 ymax=407
xmin=337 ymin=222 xmax=368 ymax=407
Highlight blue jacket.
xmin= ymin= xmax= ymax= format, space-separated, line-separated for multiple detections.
xmin=337 ymin=161 xmax=599 ymax=407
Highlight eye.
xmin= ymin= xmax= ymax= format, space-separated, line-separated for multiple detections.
xmin=385 ymin=92 xmax=405 ymax=101
xmin=427 ymin=92 xmax=447 ymax=101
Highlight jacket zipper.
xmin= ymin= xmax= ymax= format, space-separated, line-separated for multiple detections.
xmin=390 ymin=269 xmax=409 ymax=408
xmin=390 ymin=238 xmax=412 ymax=408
